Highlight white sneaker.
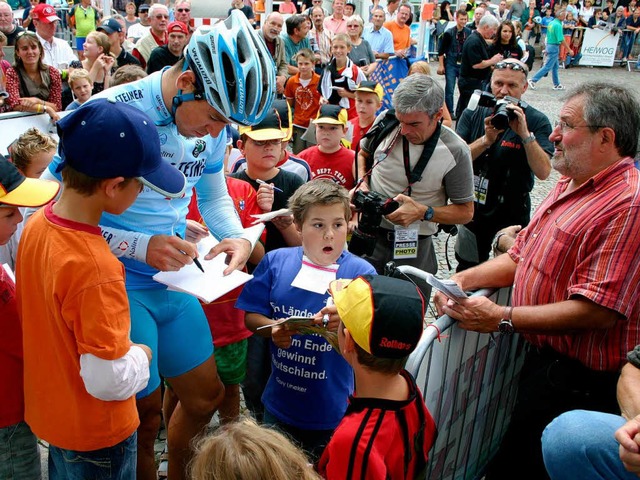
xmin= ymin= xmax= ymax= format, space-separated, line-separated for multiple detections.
xmin=528 ymin=79 xmax=537 ymax=90
xmin=553 ymin=84 xmax=565 ymax=90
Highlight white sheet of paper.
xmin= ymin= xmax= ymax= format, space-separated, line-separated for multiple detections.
xmin=426 ymin=273 xmax=468 ymax=304
xmin=152 ymin=225 xmax=265 ymax=303
xmin=251 ymin=208 xmax=292 ymax=225
xmin=290 ymin=256 xmax=339 ymax=294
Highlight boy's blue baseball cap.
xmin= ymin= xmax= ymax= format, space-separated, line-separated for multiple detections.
xmin=56 ymin=99 xmax=186 ymax=198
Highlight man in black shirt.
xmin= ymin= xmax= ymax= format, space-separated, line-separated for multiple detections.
xmin=437 ymin=9 xmax=472 ymax=118
xmin=455 ymin=59 xmax=553 ymax=270
xmin=456 ymin=14 xmax=501 ymax=119
xmin=146 ymin=20 xmax=187 ymax=74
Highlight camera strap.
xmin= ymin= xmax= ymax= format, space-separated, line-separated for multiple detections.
xmin=402 ymin=122 xmax=442 ymax=197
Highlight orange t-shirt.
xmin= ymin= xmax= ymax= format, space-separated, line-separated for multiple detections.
xmin=384 ymin=20 xmax=412 ymax=51
xmin=17 ymin=204 xmax=139 ymax=451
xmin=284 ymin=72 xmax=322 ymax=128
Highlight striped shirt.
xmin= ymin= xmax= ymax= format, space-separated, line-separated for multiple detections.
xmin=509 ymin=157 xmax=640 ymax=371
xmin=317 ymin=370 xmax=436 ymax=479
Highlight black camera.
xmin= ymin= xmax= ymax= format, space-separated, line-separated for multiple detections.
xmin=468 ymin=90 xmax=528 ymax=131
xmin=349 ymin=190 xmax=399 ymax=257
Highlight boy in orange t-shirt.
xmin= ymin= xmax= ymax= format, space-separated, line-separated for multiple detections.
xmin=16 ymin=100 xmax=186 ymax=479
xmin=0 ymin=155 xmax=58 ymax=480
xmin=285 ymin=48 xmax=322 ymax=154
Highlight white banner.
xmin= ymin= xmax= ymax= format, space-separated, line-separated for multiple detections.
xmin=579 ymin=28 xmax=620 ymax=67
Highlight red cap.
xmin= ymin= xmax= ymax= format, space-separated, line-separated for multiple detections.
xmin=32 ymin=4 xmax=61 ymax=23
xmin=167 ymin=21 xmax=188 ymax=35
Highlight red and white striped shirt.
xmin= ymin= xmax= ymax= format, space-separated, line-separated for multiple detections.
xmin=509 ymin=157 xmax=640 ymax=372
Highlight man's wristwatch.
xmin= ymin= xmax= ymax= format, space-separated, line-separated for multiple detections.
xmin=522 ymin=132 xmax=536 ymax=145
xmin=498 ymin=306 xmax=514 ymax=335
xmin=423 ymin=206 xmax=435 ymax=222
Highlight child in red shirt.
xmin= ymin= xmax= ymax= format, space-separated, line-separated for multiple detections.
xmin=299 ymin=105 xmax=356 ymax=189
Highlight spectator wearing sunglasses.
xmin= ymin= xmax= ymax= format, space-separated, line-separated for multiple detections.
xmin=173 ymin=1 xmax=194 ymax=39
xmin=127 ymin=3 xmax=151 ymax=43
xmin=132 ymin=3 xmax=169 ymax=69
xmin=455 ymin=58 xmax=553 ymax=271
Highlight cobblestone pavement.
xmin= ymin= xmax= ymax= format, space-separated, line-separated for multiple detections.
xmin=38 ymin=61 xmax=640 ymax=478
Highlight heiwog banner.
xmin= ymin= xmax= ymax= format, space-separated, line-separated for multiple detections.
xmin=580 ymin=28 xmax=620 ymax=67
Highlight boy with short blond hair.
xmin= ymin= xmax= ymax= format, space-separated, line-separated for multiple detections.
xmin=236 ymin=180 xmax=376 ymax=460
xmin=349 ymin=81 xmax=383 ymax=151
xmin=285 ymin=48 xmax=322 ymax=154
xmin=299 ymin=104 xmax=356 ymax=189
xmin=66 ymin=68 xmax=94 ymax=111
xmin=16 ymin=100 xmax=186 ymax=479
xmin=317 ymin=274 xmax=437 ymax=479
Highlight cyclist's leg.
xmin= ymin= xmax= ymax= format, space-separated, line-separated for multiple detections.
xmin=157 ymin=291 xmax=224 ymax=480
xmin=128 ymin=289 xmax=163 ymax=480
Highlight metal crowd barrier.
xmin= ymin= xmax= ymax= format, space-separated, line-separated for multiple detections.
xmin=613 ymin=29 xmax=640 ymax=71
xmin=400 ymin=266 xmax=527 ymax=480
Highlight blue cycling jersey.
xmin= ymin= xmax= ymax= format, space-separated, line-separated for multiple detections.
xmin=46 ymin=70 xmax=243 ymax=289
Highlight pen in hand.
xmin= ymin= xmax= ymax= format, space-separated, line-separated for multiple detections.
xmin=256 ymin=178 xmax=284 ymax=193
xmin=175 ymin=233 xmax=205 ymax=273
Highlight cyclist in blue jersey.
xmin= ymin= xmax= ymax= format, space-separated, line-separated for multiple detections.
xmin=40 ymin=11 xmax=276 ymax=480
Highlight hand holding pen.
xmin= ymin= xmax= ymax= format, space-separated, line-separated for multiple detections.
xmin=256 ymin=178 xmax=284 ymax=193
xmin=175 ymin=233 xmax=205 ymax=273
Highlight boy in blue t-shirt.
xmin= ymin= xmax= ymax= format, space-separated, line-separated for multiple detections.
xmin=236 ymin=180 xmax=375 ymax=460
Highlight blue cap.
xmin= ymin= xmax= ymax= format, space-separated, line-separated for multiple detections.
xmin=56 ymin=99 xmax=186 ymax=198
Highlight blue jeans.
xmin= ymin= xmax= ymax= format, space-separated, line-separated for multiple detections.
xmin=0 ymin=421 xmax=41 ymax=480
xmin=622 ymin=32 xmax=637 ymax=60
xmin=532 ymin=43 xmax=560 ymax=86
xmin=444 ymin=62 xmax=460 ymax=116
xmin=48 ymin=432 xmax=137 ymax=480
xmin=542 ymin=410 xmax=636 ymax=480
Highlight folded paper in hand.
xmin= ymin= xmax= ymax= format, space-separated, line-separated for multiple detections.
xmin=257 ymin=316 xmax=340 ymax=352
xmin=152 ymin=224 xmax=265 ymax=303
xmin=426 ymin=273 xmax=468 ymax=303
xmin=251 ymin=208 xmax=292 ymax=225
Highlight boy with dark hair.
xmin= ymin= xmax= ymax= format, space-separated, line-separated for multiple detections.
xmin=317 ymin=274 xmax=437 ymax=479
xmin=16 ymin=99 xmax=186 ymax=479
xmin=0 ymin=155 xmax=59 ymax=480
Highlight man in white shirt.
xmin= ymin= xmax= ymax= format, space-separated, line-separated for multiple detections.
xmin=127 ymin=3 xmax=151 ymax=43
xmin=32 ymin=3 xmax=77 ymax=69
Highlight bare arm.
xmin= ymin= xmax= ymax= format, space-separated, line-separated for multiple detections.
xmin=385 ymin=195 xmax=473 ymax=228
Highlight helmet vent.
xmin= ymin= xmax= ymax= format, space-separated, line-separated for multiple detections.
xmin=222 ymin=53 xmax=237 ymax=105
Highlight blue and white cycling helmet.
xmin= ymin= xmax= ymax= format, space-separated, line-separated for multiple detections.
xmin=175 ymin=10 xmax=276 ymax=126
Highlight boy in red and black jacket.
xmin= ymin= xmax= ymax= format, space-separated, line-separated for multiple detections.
xmin=317 ymin=275 xmax=437 ymax=480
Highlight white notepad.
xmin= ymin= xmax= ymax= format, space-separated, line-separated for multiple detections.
xmin=153 ymin=224 xmax=264 ymax=303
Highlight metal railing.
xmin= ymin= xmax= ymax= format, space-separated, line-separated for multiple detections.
xmin=400 ymin=266 xmax=527 ymax=480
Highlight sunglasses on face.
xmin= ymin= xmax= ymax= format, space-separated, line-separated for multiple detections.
xmin=154 ymin=14 xmax=169 ymax=19
xmin=177 ymin=8 xmax=190 ymax=12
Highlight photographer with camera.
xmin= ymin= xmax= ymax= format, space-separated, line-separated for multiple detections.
xmin=454 ymin=59 xmax=552 ymax=271
xmin=354 ymin=74 xmax=474 ymax=297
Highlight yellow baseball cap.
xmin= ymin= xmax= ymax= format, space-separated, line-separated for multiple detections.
xmin=238 ymin=107 xmax=287 ymax=141
xmin=312 ymin=105 xmax=348 ymax=126
xmin=355 ymin=81 xmax=384 ymax=101
xmin=329 ymin=275 xmax=425 ymax=359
